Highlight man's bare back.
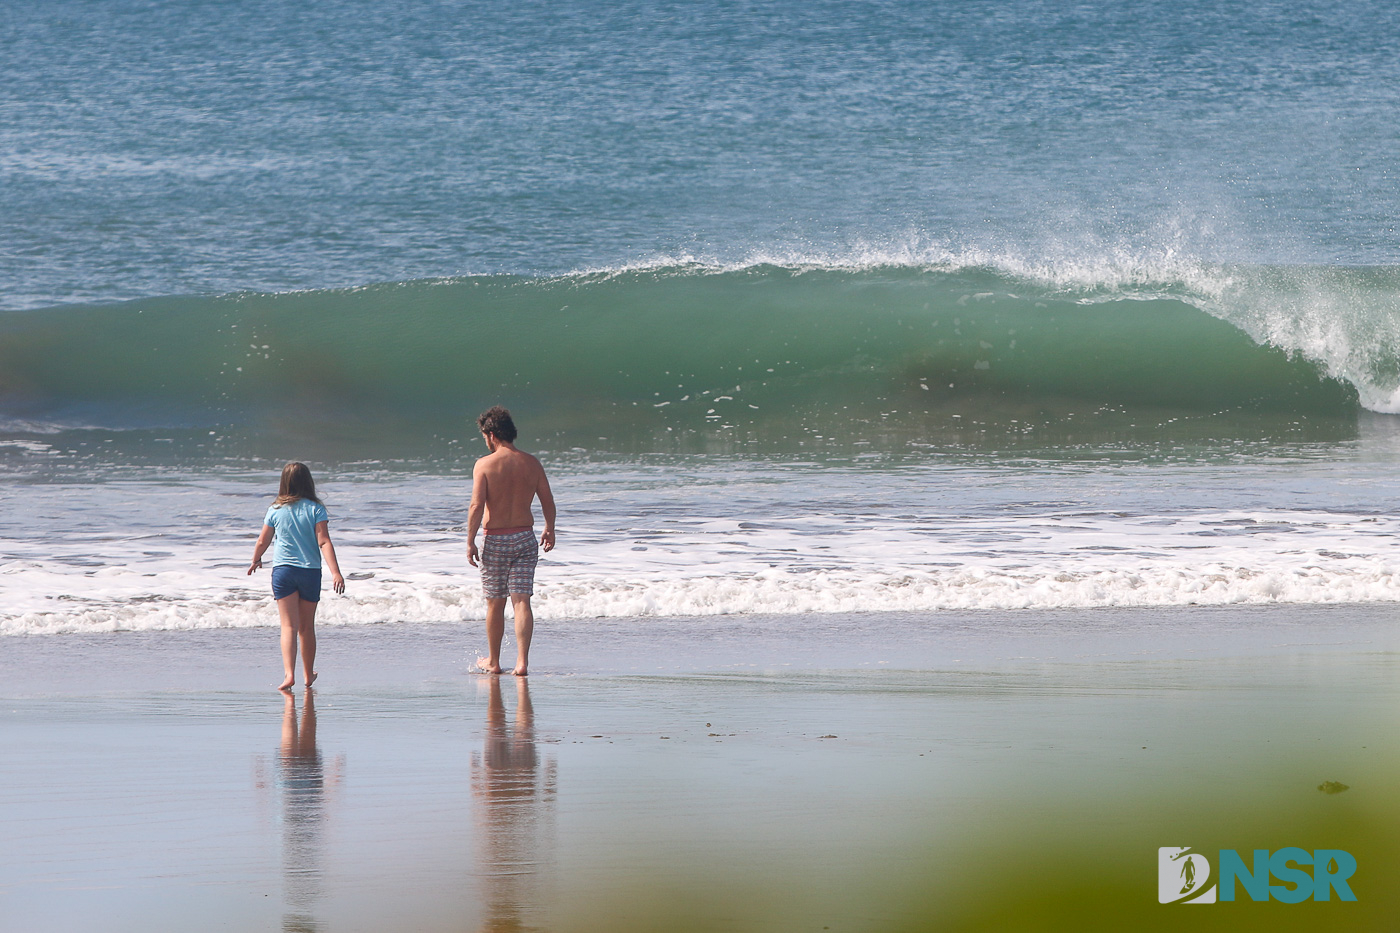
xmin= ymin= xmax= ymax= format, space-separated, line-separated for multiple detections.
xmin=473 ymin=446 xmax=554 ymax=533
xmin=466 ymin=407 xmax=556 ymax=677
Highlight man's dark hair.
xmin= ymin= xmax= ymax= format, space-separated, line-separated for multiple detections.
xmin=477 ymin=405 xmax=518 ymax=442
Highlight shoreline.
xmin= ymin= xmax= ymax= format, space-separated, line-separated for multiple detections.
xmin=3 ymin=603 xmax=1398 ymax=695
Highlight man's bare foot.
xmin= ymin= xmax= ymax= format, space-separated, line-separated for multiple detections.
xmin=306 ymin=671 xmax=317 ymax=688
xmin=477 ymin=656 xmax=503 ymax=674
xmin=513 ymin=664 xmax=528 ymax=677
xmin=278 ymin=676 xmax=295 ymax=691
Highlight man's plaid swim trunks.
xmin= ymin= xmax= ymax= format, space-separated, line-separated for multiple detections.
xmin=480 ymin=529 xmax=539 ymax=598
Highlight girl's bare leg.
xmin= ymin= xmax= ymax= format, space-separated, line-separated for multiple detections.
xmin=299 ymin=597 xmax=319 ymax=687
xmin=277 ymin=593 xmax=302 ymax=691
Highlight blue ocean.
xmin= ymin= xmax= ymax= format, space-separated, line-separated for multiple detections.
xmin=5 ymin=0 xmax=1400 ymax=634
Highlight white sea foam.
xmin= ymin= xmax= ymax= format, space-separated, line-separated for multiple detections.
xmin=0 ymin=439 xmax=57 ymax=454
xmin=6 ymin=500 xmax=1400 ymax=636
xmin=0 ymin=418 xmax=109 ymax=436
xmin=568 ymin=237 xmax=1238 ymax=299
xmin=1206 ymin=266 xmax=1400 ymax=415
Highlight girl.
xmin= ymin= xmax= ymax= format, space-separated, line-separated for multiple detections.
xmin=248 ymin=462 xmax=346 ymax=690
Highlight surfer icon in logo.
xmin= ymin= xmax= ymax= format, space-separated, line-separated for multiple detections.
xmin=1180 ymin=856 xmax=1197 ymax=894
xmin=1158 ymin=847 xmax=1216 ymax=904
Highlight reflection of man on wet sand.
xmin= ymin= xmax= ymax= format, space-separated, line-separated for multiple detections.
xmin=472 ymin=676 xmax=556 ymax=932
xmin=467 ymin=406 xmax=556 ymax=676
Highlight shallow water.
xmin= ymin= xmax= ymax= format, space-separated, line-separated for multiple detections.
xmin=6 ymin=438 xmax=1400 ymax=636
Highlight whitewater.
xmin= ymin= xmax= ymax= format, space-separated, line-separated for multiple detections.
xmin=5 ymin=451 xmax=1400 ymax=636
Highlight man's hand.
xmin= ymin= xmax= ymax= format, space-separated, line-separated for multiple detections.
xmin=247 ymin=558 xmax=262 ymax=575
xmin=540 ymin=529 xmax=555 ymax=552
xmin=332 ymin=573 xmax=346 ymax=595
xmin=468 ymin=540 xmax=480 ymax=567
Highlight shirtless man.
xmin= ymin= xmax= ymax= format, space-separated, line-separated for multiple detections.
xmin=467 ymin=406 xmax=556 ymax=676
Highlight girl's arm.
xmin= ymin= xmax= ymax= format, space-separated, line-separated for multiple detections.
xmin=315 ymin=521 xmax=346 ymax=594
xmin=248 ymin=525 xmax=274 ymax=575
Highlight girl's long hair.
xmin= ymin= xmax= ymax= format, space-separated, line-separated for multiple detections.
xmin=274 ymin=461 xmax=323 ymax=507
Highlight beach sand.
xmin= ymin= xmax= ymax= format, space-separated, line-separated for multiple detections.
xmin=4 ymin=607 xmax=1400 ymax=932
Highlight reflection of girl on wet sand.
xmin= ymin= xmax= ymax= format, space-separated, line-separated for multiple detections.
xmin=280 ymin=689 xmax=325 ymax=933
xmin=472 ymin=677 xmax=557 ymax=933
xmin=251 ymin=690 xmax=344 ymax=933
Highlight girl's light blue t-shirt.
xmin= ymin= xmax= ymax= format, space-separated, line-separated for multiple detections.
xmin=263 ymin=498 xmax=329 ymax=568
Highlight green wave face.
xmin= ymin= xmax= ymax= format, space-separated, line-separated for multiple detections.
xmin=0 ymin=266 xmax=1362 ymax=452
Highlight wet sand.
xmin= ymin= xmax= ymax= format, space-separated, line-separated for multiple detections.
xmin=3 ymin=607 xmax=1400 ymax=932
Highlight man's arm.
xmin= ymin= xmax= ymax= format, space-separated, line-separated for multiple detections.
xmin=467 ymin=462 xmax=487 ymax=567
xmin=536 ymin=466 xmax=556 ymax=552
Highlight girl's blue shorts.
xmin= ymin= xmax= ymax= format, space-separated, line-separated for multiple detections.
xmin=271 ymin=565 xmax=322 ymax=602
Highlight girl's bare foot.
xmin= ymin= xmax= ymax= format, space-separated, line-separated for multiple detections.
xmin=477 ymin=656 xmax=503 ymax=674
xmin=278 ymin=675 xmax=295 ymax=691
xmin=512 ymin=665 xmax=528 ymax=676
xmin=306 ymin=671 xmax=317 ymax=687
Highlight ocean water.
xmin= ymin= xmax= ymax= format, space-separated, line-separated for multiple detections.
xmin=4 ymin=0 xmax=1400 ymax=637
